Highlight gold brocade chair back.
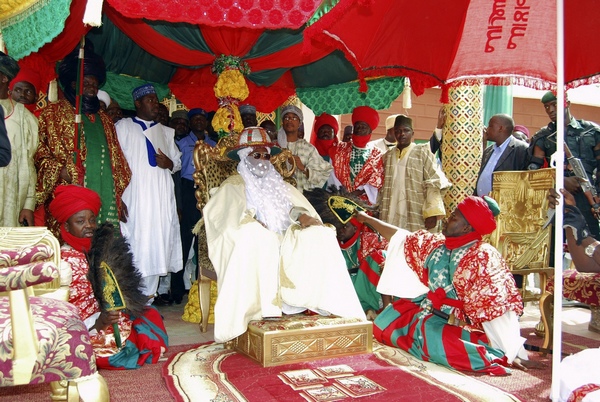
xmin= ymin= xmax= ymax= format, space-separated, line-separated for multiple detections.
xmin=0 ymin=227 xmax=62 ymax=296
xmin=191 ymin=137 xmax=296 ymax=332
xmin=488 ymin=168 xmax=555 ymax=347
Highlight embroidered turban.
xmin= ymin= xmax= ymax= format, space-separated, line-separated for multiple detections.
xmin=457 ymin=195 xmax=498 ymax=236
xmin=132 ymin=83 xmax=156 ymax=101
xmin=281 ymin=105 xmax=303 ymax=121
xmin=352 ymin=106 xmax=380 ymax=131
xmin=49 ymin=185 xmax=102 ymax=224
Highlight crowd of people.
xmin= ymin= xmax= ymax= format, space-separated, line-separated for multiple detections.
xmin=2 ymin=42 xmax=600 ymax=381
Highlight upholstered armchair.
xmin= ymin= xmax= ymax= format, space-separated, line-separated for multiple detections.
xmin=0 ymin=227 xmax=108 ymax=401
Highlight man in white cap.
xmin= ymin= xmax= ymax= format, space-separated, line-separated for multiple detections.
xmin=277 ymin=104 xmax=333 ymax=191
xmin=204 ymin=126 xmax=365 ymax=343
xmin=97 ymin=89 xmax=111 ymax=111
xmin=369 ymin=114 xmax=399 ymax=154
xmin=116 ymin=83 xmax=183 ymax=302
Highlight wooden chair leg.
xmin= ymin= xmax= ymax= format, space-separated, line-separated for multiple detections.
xmin=539 ymin=291 xmax=554 ymax=352
xmin=198 ymin=276 xmax=212 ymax=333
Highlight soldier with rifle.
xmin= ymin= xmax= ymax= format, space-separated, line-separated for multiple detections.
xmin=528 ymin=91 xmax=600 ymax=240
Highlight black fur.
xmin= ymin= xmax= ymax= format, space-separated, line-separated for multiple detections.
xmin=86 ymin=222 xmax=147 ymax=318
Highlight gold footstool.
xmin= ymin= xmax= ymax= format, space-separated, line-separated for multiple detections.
xmin=231 ymin=314 xmax=372 ymax=367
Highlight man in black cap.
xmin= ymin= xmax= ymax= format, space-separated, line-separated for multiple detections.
xmin=528 ymin=91 xmax=600 ymax=240
xmin=34 ymin=43 xmax=131 ymax=235
xmin=239 ymin=104 xmax=258 ymax=128
xmin=0 ymin=51 xmax=38 ymax=227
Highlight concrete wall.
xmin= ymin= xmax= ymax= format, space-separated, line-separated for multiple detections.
xmin=339 ymin=87 xmax=600 ymax=142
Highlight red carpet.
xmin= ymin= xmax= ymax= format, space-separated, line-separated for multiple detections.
xmin=0 ymin=344 xmax=193 ymax=402
xmin=163 ymin=341 xmax=520 ymax=401
xmin=472 ymin=326 xmax=600 ymax=402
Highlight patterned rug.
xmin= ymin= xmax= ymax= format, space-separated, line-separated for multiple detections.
xmin=162 ymin=341 xmax=520 ymax=402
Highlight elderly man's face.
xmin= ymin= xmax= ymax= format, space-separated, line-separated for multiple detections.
xmin=65 ymin=210 xmax=97 ymax=239
xmin=11 ymin=81 xmax=36 ymax=105
xmin=245 ymin=146 xmax=272 ymax=178
xmin=73 ymin=75 xmax=99 ymax=97
xmin=442 ymin=209 xmax=471 ymax=237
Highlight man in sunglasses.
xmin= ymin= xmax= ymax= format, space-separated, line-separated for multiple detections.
xmin=203 ymin=126 xmax=365 ymax=343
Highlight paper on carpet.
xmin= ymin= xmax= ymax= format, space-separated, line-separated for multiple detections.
xmin=163 ymin=341 xmax=520 ymax=402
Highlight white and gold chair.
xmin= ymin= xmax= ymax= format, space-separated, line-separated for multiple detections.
xmin=0 ymin=227 xmax=108 ymax=401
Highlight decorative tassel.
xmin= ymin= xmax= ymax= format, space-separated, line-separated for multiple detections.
xmin=83 ymin=0 xmax=104 ymax=27
xmin=48 ymin=79 xmax=58 ymax=102
xmin=402 ymin=78 xmax=412 ymax=109
xmin=169 ymin=95 xmax=176 ymax=114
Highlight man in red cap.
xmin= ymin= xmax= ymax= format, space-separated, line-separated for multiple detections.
xmin=204 ymin=127 xmax=364 ymax=343
xmin=309 ymin=113 xmax=339 ymax=188
xmin=49 ymin=184 xmax=168 ymax=369
xmin=354 ymin=195 xmax=532 ymax=374
xmin=9 ymin=66 xmax=40 ymax=114
xmin=330 ymin=105 xmax=384 ymax=205
xmin=512 ymin=124 xmax=530 ymax=143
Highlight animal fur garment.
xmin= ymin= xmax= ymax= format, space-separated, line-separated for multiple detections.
xmin=86 ymin=222 xmax=147 ymax=318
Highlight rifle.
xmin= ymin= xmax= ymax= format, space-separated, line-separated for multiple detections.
xmin=564 ymin=142 xmax=600 ymax=220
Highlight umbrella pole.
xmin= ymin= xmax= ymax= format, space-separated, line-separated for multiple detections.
xmin=550 ymin=0 xmax=565 ymax=400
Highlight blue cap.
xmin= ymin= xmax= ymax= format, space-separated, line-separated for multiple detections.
xmin=188 ymin=108 xmax=208 ymax=119
xmin=132 ymin=83 xmax=156 ymax=101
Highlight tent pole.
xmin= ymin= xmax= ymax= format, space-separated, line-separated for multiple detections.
xmin=550 ymin=0 xmax=565 ymax=400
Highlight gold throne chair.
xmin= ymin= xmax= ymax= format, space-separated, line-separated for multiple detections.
xmin=488 ymin=168 xmax=555 ymax=349
xmin=192 ymin=136 xmax=296 ymax=333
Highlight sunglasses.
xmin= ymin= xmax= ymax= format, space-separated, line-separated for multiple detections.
xmin=251 ymin=152 xmax=271 ymax=160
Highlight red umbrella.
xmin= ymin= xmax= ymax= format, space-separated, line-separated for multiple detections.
xmin=305 ymin=0 xmax=600 ymax=100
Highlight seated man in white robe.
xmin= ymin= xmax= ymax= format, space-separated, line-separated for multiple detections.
xmin=204 ymin=126 xmax=365 ymax=343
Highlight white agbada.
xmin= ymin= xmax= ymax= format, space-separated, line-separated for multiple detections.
xmin=116 ymin=117 xmax=183 ymax=279
xmin=204 ymin=162 xmax=365 ymax=343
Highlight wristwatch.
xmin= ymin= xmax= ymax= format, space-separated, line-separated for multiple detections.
xmin=584 ymin=243 xmax=598 ymax=257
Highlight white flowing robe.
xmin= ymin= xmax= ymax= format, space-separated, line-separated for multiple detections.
xmin=116 ymin=118 xmax=183 ymax=278
xmin=204 ymin=175 xmax=365 ymax=343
